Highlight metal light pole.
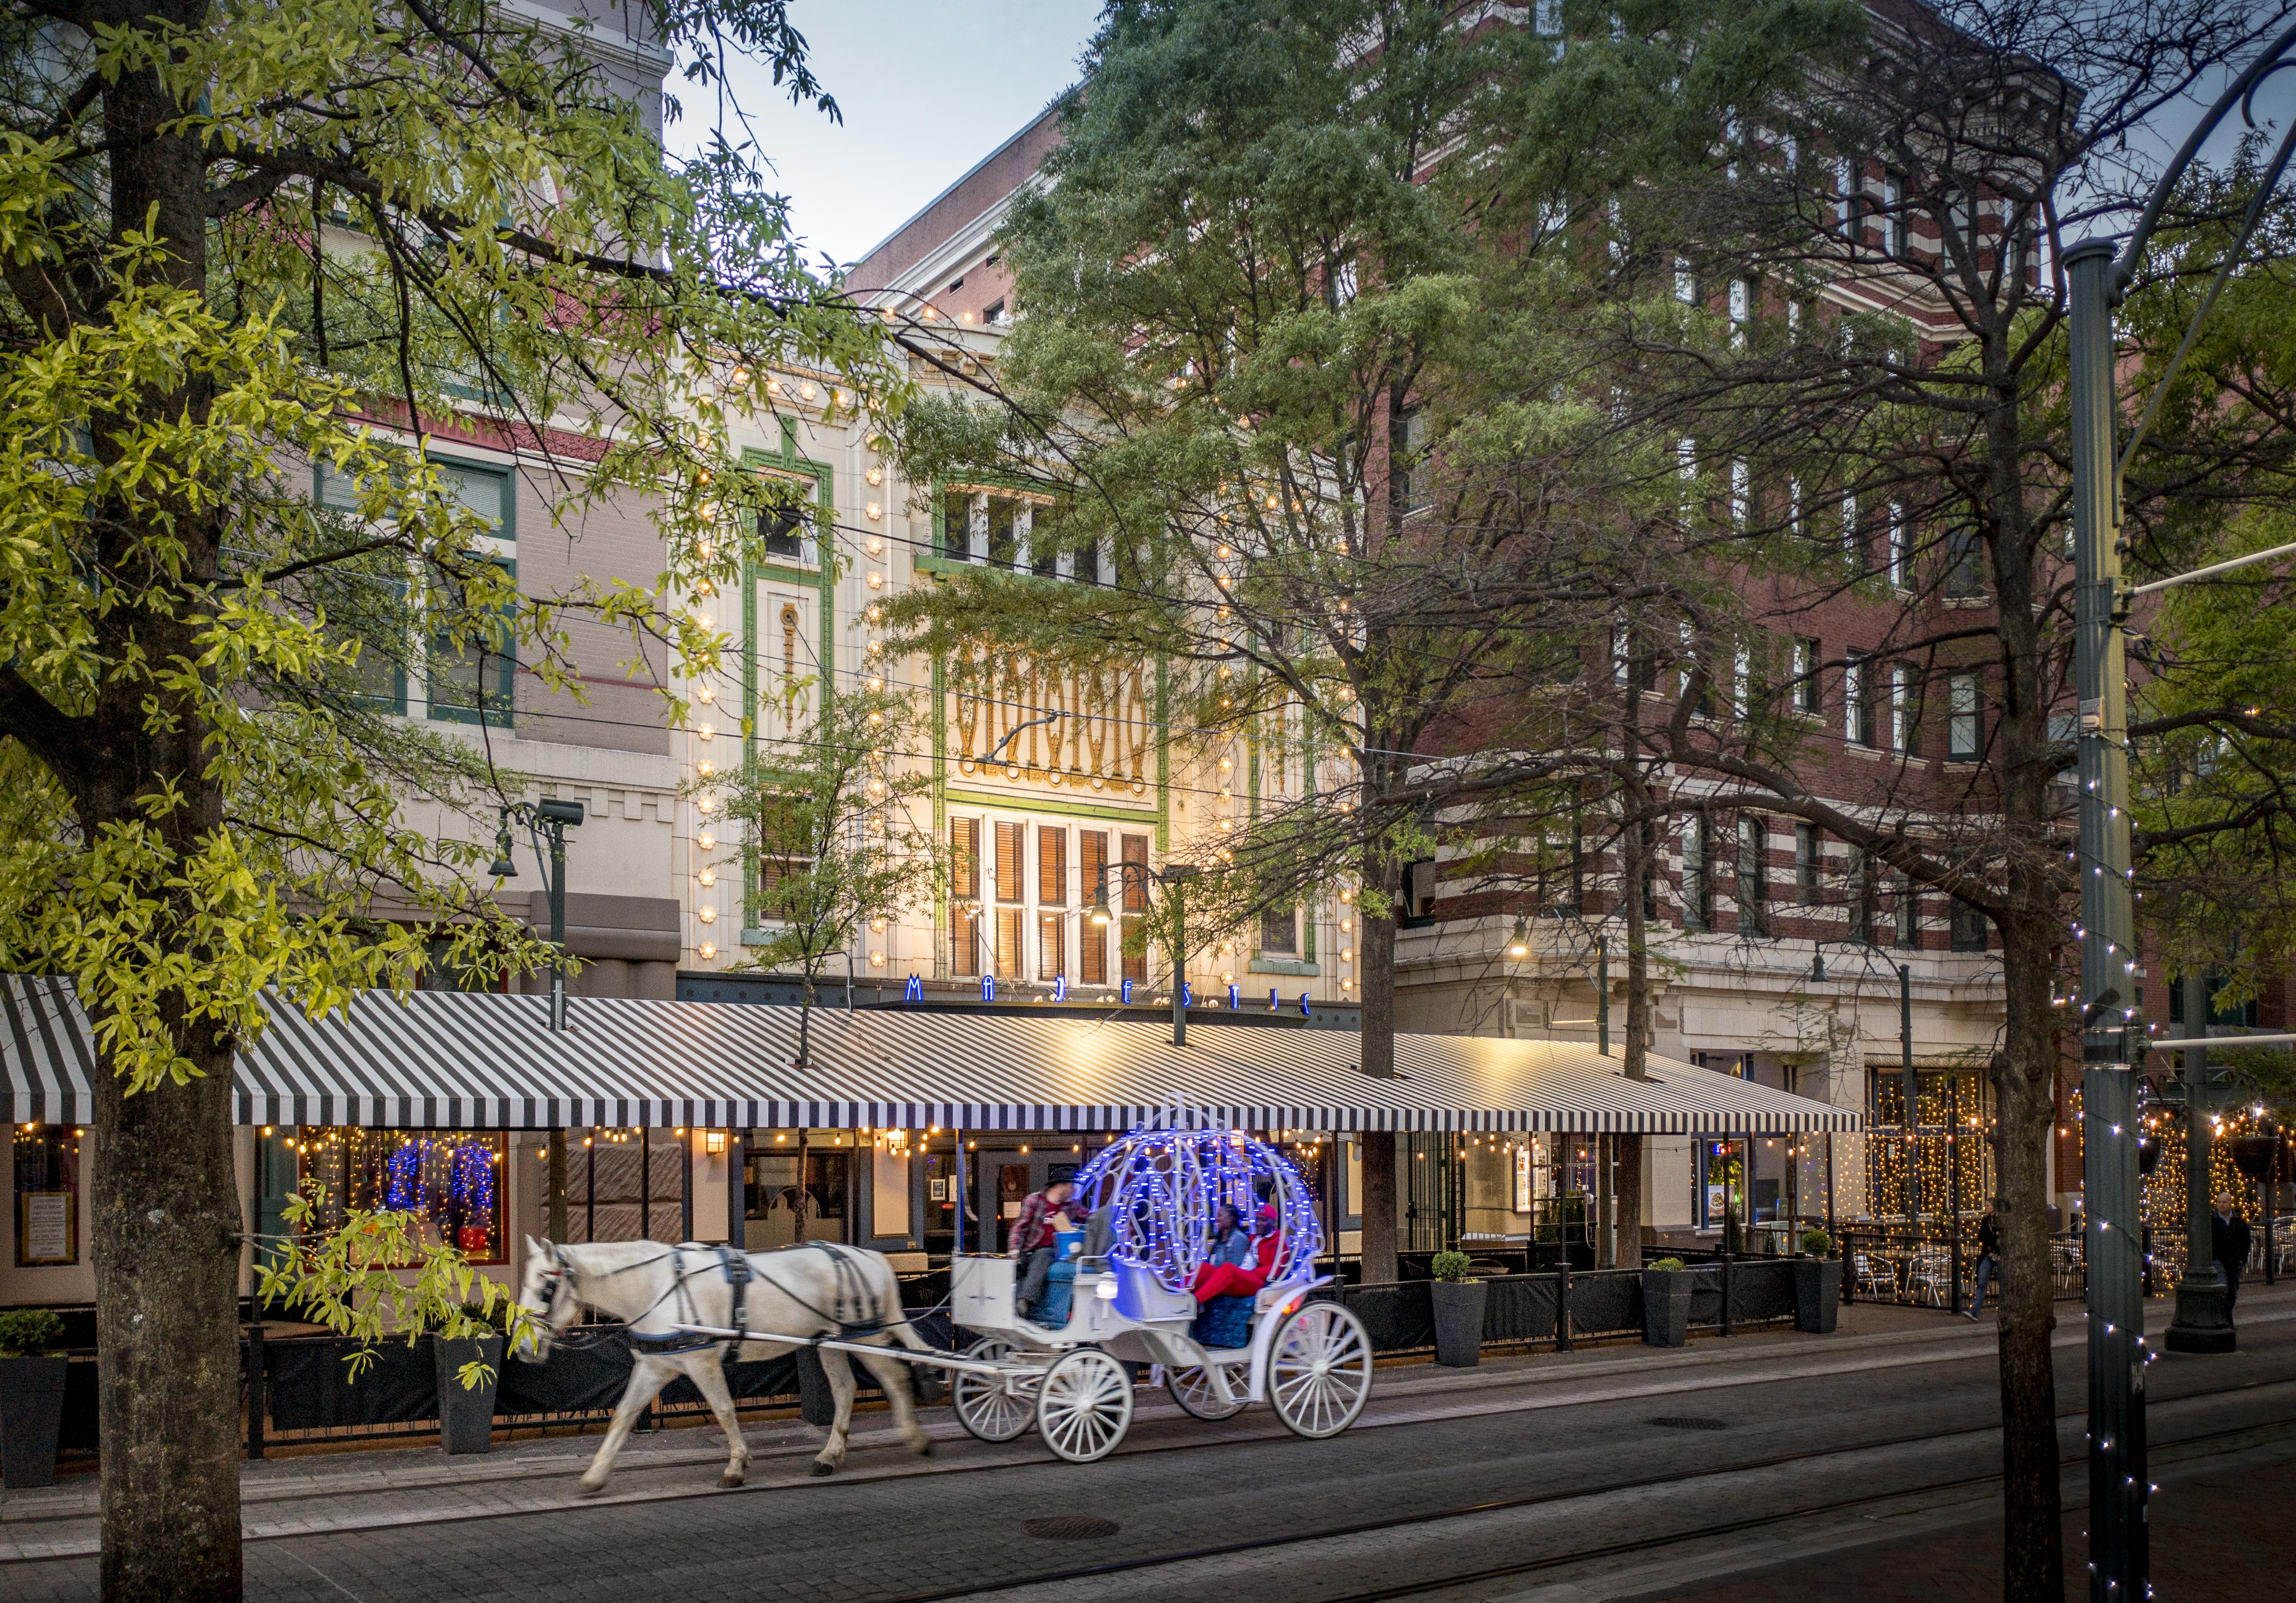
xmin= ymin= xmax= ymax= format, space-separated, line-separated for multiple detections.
xmin=493 ymin=797 xmax=586 ymax=1031
xmin=2066 ymin=236 xmax=2147 ymax=1601
xmin=1900 ymin=964 xmax=1919 ymax=1233
xmin=1596 ymin=935 xmax=1610 ymax=1056
xmin=2166 ymin=971 xmax=2233 ymax=1351
xmin=1087 ymin=861 xmax=1200 ymax=1047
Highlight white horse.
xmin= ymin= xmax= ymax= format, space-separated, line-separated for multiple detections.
xmin=514 ymin=1236 xmax=937 ymax=1490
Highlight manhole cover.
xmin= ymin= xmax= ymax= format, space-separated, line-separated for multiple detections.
xmin=1648 ymin=1416 xmax=1730 ymax=1431
xmin=1022 ymin=1516 xmax=1122 ymax=1541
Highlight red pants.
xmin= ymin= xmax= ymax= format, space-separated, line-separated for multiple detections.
xmin=1191 ymin=1263 xmax=1265 ymax=1302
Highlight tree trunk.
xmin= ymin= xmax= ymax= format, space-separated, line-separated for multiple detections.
xmin=90 ymin=1023 xmax=243 ymax=1602
xmin=1615 ymin=763 xmax=1654 ymax=1272
xmin=1615 ymin=1136 xmax=1645 ymax=1269
xmin=1358 ymin=844 xmax=1403 ymax=1283
xmin=1359 ymin=1132 xmax=1398 ymax=1284
xmin=1992 ymin=918 xmax=2063 ymax=1602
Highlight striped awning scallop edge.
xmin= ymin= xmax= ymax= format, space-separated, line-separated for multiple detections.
xmin=0 ymin=977 xmax=1861 ymax=1135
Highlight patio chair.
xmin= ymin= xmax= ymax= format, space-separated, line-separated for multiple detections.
xmin=1905 ymin=1249 xmax=1953 ymax=1308
xmin=1854 ymin=1251 xmax=1897 ymax=1300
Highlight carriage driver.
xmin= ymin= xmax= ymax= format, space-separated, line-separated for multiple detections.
xmin=1010 ymin=1176 xmax=1080 ymax=1317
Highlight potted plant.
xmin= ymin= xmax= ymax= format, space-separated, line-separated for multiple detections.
xmin=1793 ymin=1229 xmax=1841 ymax=1333
xmin=1642 ymin=1257 xmax=1695 ymax=1348
xmin=1428 ymin=1250 xmax=1486 ymax=1368
xmin=433 ymin=1320 xmax=506 ymax=1457
xmin=0 ymin=1309 xmax=68 ymax=1489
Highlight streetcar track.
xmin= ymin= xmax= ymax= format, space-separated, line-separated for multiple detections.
xmin=0 ymin=1327 xmax=2026 ymax=1533
xmin=873 ymin=1381 xmax=2296 ymax=1603
xmin=3 ymin=1351 xmax=2292 ymax=1569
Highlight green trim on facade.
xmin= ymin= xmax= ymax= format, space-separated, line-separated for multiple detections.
xmin=941 ymin=787 xmax=1160 ymax=826
xmin=1248 ymin=958 xmax=1322 ymax=977
xmin=740 ymin=423 xmax=836 ymax=928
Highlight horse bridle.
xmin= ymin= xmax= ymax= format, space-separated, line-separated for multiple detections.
xmin=526 ymin=1245 xmax=578 ymax=1350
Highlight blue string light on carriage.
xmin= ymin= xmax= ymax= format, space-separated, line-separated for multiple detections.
xmin=1071 ymin=1102 xmax=1322 ymax=1292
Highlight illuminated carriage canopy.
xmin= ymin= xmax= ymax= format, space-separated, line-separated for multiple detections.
xmin=1076 ymin=1106 xmax=1323 ymax=1291
xmin=0 ymin=978 xmax=1859 ymax=1134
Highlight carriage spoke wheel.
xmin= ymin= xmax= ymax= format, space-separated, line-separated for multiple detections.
xmin=1165 ymin=1357 xmax=1249 ymax=1420
xmin=1267 ymin=1302 xmax=1372 ymax=1439
xmin=1035 ymin=1349 xmax=1134 ymax=1463
xmin=951 ymin=1338 xmax=1035 ymax=1443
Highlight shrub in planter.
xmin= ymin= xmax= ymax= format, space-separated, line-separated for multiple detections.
xmin=1799 ymin=1228 xmax=1834 ymax=1258
xmin=1642 ymin=1260 xmax=1695 ymax=1348
xmin=0 ymin=1309 xmax=67 ymax=1489
xmin=433 ymin=1332 xmax=506 ymax=1456
xmin=1428 ymin=1251 xmax=1485 ymax=1368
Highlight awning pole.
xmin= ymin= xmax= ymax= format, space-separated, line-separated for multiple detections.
xmin=953 ymin=1128 xmax=966 ymax=1259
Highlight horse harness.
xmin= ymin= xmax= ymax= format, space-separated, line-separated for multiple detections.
xmin=621 ymin=1240 xmax=883 ymax=1358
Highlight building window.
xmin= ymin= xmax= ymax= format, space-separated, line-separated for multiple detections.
xmin=13 ymin=1124 xmax=78 ymax=1265
xmin=1259 ymin=904 xmax=1299 ymax=955
xmin=938 ymin=488 xmax=974 ymax=560
xmin=1894 ymin=877 xmax=1919 ymax=949
xmin=1121 ymin=833 xmax=1150 ymax=983
xmin=1080 ymin=830 xmax=1110 ymax=984
xmin=295 ymin=1128 xmax=507 ymax=1263
xmin=426 ymin=556 xmax=516 ymax=728
xmin=1880 ymin=173 xmax=1905 ymax=257
xmin=1844 ymin=654 xmax=1871 ymax=746
xmin=1889 ymin=663 xmax=1913 ymax=752
xmin=1849 ymin=848 xmax=1879 ymax=945
xmin=1948 ymin=672 xmax=1983 ymax=759
xmin=986 ymin=496 xmax=1020 ymax=569
xmin=1682 ymin=816 xmax=1713 ymax=932
xmin=1945 ymin=527 xmax=1985 ymax=598
xmin=1886 ymin=507 xmax=1909 ymax=588
xmin=1400 ymin=411 xmax=1433 ymax=516
xmin=1737 ymin=815 xmax=1769 ymax=936
xmin=760 ymin=475 xmax=811 ymax=562
xmin=1794 ymin=823 xmax=1820 ymax=907
xmin=1792 ymin=637 xmax=1820 ymax=713
xmin=1950 ymin=899 xmax=1988 ymax=953
xmin=950 ymin=817 xmax=981 ymax=976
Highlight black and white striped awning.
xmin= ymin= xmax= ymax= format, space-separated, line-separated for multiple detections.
xmin=0 ymin=977 xmax=1858 ymax=1134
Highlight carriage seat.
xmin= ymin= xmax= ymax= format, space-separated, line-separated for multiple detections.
xmin=1112 ymin=1258 xmax=1198 ymax=1324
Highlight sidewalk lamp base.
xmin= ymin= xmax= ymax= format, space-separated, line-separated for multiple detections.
xmin=2164 ymin=1274 xmax=2237 ymax=1353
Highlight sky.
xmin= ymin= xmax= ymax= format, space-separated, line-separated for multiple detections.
xmin=668 ymin=1 xmax=1102 ymax=271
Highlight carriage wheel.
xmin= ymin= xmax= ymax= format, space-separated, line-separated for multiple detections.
xmin=1165 ymin=1357 xmax=1249 ymax=1421
xmin=1267 ymin=1302 xmax=1373 ymax=1439
xmin=951 ymin=1338 xmax=1035 ymax=1444
xmin=1034 ymin=1348 xmax=1134 ymax=1463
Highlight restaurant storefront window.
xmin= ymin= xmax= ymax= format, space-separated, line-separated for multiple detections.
xmin=294 ymin=1128 xmax=507 ymax=1263
xmin=13 ymin=1122 xmax=79 ymax=1265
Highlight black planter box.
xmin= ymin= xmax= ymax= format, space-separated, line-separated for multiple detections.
xmin=1642 ymin=1269 xmax=1695 ymax=1347
xmin=0 ymin=1356 xmax=67 ymax=1488
xmin=1794 ymin=1259 xmax=1842 ymax=1333
xmin=434 ymin=1335 xmax=504 ymax=1456
xmin=1430 ymin=1281 xmax=1488 ymax=1368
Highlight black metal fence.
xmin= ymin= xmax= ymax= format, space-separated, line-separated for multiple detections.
xmin=47 ymin=1263 xmax=1807 ymax=1465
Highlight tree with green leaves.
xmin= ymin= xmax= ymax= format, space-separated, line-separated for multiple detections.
xmin=0 ymin=1 xmax=891 ymax=1593
xmin=888 ymin=0 xmax=1848 ymax=1282
xmin=720 ymin=677 xmax=941 ymax=1068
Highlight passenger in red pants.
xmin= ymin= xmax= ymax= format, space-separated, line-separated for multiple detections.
xmin=1190 ymin=1203 xmax=1267 ymax=1302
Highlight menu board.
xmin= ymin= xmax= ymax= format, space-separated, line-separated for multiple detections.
xmin=20 ymin=1192 xmax=72 ymax=1264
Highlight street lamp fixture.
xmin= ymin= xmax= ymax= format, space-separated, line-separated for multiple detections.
xmin=1506 ymin=916 xmax=1530 ymax=959
xmin=1086 ymin=861 xmax=1203 ymax=1046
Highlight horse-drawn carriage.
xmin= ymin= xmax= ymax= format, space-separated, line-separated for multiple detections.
xmin=517 ymin=1105 xmax=1373 ymax=1486
xmin=937 ymin=1110 xmax=1375 ymax=1461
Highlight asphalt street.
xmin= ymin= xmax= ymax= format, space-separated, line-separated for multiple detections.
xmin=6 ymin=1286 xmax=2294 ymax=1602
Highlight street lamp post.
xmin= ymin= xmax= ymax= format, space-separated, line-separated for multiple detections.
xmin=493 ymin=797 xmax=586 ymax=1031
xmin=2165 ymin=971 xmax=2234 ymax=1352
xmin=2066 ymin=235 xmax=2149 ymax=1602
xmin=1087 ymin=861 xmax=1202 ymax=1047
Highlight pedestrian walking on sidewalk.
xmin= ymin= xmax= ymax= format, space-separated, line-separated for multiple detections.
xmin=2212 ymin=1192 xmax=2255 ymax=1322
xmin=1966 ymin=1206 xmax=2001 ymax=1320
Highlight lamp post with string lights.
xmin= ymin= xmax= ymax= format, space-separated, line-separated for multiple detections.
xmin=1087 ymin=861 xmax=1202 ymax=1046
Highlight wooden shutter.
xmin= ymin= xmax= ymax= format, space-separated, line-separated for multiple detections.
xmin=950 ymin=817 xmax=980 ymax=975
xmin=1120 ymin=834 xmax=1149 ymax=911
xmin=1079 ymin=832 xmax=1109 ymax=984
xmin=1037 ymin=824 xmax=1067 ymax=906
xmin=1039 ymin=911 xmax=1065 ymax=981
xmin=996 ymin=908 xmax=1024 ymax=978
xmin=994 ymin=821 xmax=1024 ymax=904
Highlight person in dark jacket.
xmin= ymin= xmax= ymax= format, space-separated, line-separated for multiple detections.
xmin=1966 ymin=1207 xmax=2002 ymax=1320
xmin=2211 ymin=1193 xmax=2256 ymax=1319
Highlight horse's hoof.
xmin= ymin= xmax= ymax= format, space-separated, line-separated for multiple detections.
xmin=719 ymin=1471 xmax=745 ymax=1488
xmin=577 ymin=1480 xmax=608 ymax=1498
xmin=809 ymin=1460 xmax=836 ymax=1477
xmin=911 ymin=1437 xmax=934 ymax=1457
